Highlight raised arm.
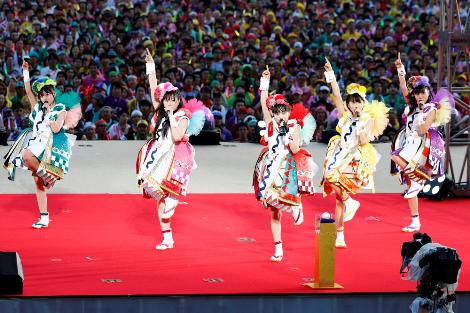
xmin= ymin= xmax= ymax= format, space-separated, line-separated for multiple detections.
xmin=288 ymin=124 xmax=301 ymax=153
xmin=358 ymin=119 xmax=374 ymax=145
xmin=418 ymin=109 xmax=437 ymax=135
xmin=324 ymin=57 xmax=345 ymax=117
xmin=49 ymin=111 xmax=66 ymax=133
xmin=259 ymin=66 xmax=272 ymax=124
xmin=145 ymin=48 xmax=160 ymax=110
xmin=395 ymin=52 xmax=409 ymax=100
xmin=22 ymin=60 xmax=37 ymax=110
xmin=167 ymin=110 xmax=189 ymax=142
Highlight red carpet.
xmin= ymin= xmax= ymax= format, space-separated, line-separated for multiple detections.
xmin=0 ymin=193 xmax=468 ymax=296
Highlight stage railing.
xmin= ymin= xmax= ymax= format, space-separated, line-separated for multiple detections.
xmin=438 ymin=0 xmax=470 ymax=196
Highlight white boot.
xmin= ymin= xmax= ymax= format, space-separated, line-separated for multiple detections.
xmin=402 ymin=215 xmax=421 ymax=232
xmin=335 ymin=231 xmax=347 ymax=248
xmin=270 ymin=241 xmax=283 ymax=262
xmin=292 ymin=205 xmax=304 ymax=225
xmin=32 ymin=212 xmax=49 ymax=229
xmin=343 ymin=198 xmax=360 ymax=222
xmin=161 ymin=197 xmax=178 ymax=219
xmin=404 ymin=180 xmax=424 ymax=199
xmin=156 ymin=230 xmax=174 ymax=250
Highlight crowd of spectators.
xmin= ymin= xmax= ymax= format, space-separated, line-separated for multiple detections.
xmin=0 ymin=0 xmax=468 ymax=145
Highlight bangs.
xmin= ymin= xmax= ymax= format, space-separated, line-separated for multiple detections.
xmin=345 ymin=93 xmax=364 ymax=104
xmin=411 ymin=85 xmax=428 ymax=95
xmin=38 ymin=85 xmax=55 ymax=97
xmin=162 ymin=89 xmax=181 ymax=102
xmin=271 ymin=103 xmax=291 ymax=113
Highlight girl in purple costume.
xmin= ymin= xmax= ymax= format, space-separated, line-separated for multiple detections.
xmin=392 ymin=53 xmax=452 ymax=232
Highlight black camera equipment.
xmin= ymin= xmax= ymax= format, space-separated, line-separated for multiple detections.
xmin=400 ymin=233 xmax=462 ymax=312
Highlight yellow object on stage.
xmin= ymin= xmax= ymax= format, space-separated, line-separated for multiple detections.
xmin=304 ymin=217 xmax=343 ymax=289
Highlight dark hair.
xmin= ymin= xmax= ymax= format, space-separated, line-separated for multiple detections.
xmin=201 ymin=86 xmax=211 ymax=94
xmin=154 ymin=89 xmax=183 ymax=139
xmin=408 ymin=85 xmax=432 ymax=115
xmin=111 ymin=82 xmax=123 ymax=91
xmin=139 ymin=99 xmax=151 ymax=108
xmin=344 ymin=93 xmax=365 ymax=113
xmin=236 ymin=122 xmax=248 ymax=131
xmin=271 ymin=103 xmax=291 ymax=114
xmin=135 ymin=84 xmax=146 ymax=91
xmin=38 ymin=85 xmax=55 ymax=99
xmin=345 ymin=93 xmax=364 ymax=105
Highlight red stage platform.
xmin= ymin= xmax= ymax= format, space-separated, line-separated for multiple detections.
xmin=0 ymin=193 xmax=468 ymax=296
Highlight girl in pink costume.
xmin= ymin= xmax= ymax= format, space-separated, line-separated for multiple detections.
xmin=137 ymin=49 xmax=205 ymax=250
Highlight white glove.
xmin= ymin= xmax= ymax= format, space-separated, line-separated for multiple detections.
xmin=324 ymin=70 xmax=336 ymax=83
xmin=23 ymin=69 xmax=30 ymax=82
xmin=397 ymin=65 xmax=406 ymax=77
xmin=146 ymin=62 xmax=156 ymax=75
xmin=259 ymin=77 xmax=270 ymax=91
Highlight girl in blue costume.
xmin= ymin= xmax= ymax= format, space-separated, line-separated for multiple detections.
xmin=3 ymin=60 xmax=81 ymax=228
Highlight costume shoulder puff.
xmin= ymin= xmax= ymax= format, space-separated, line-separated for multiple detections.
xmin=52 ymin=103 xmax=66 ymax=112
xmin=176 ymin=108 xmax=192 ymax=120
xmin=361 ymin=100 xmax=390 ymax=139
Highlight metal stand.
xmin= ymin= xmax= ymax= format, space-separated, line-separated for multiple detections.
xmin=437 ymin=0 xmax=470 ymax=197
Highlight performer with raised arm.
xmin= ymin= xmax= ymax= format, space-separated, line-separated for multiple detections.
xmin=253 ymin=66 xmax=317 ymax=262
xmin=3 ymin=60 xmax=81 ymax=228
xmin=392 ymin=53 xmax=452 ymax=232
xmin=137 ymin=49 xmax=205 ymax=250
xmin=322 ymin=58 xmax=389 ymax=248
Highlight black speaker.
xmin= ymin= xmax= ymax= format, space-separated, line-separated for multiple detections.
xmin=0 ymin=131 xmax=7 ymax=146
xmin=189 ymin=130 xmax=220 ymax=145
xmin=421 ymin=175 xmax=453 ymax=200
xmin=320 ymin=129 xmax=339 ymax=144
xmin=0 ymin=252 xmax=24 ymax=294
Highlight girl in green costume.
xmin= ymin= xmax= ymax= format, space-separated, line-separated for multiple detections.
xmin=3 ymin=61 xmax=81 ymax=228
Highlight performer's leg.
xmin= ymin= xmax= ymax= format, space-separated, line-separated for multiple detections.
xmin=22 ymin=149 xmax=40 ymax=173
xmin=403 ymin=194 xmax=421 ymax=232
xmin=343 ymin=194 xmax=360 ymax=222
xmin=162 ymin=196 xmax=178 ymax=219
xmin=331 ymin=184 xmax=347 ymax=248
xmin=157 ymin=201 xmax=171 ymax=230
xmin=408 ymin=196 xmax=419 ymax=216
xmin=393 ymin=155 xmax=422 ymax=230
xmin=32 ymin=176 xmax=49 ymax=229
xmin=156 ymin=201 xmax=174 ymax=250
xmin=291 ymin=204 xmax=304 ymax=225
xmin=335 ymin=197 xmax=345 ymax=231
xmin=270 ymin=208 xmax=283 ymax=262
xmin=391 ymin=155 xmax=407 ymax=170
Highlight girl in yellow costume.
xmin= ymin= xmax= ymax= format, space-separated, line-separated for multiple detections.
xmin=322 ymin=58 xmax=389 ymax=248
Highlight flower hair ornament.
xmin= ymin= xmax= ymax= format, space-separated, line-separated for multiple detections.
xmin=346 ymin=83 xmax=367 ymax=99
xmin=407 ymin=76 xmax=431 ymax=93
xmin=154 ymin=82 xmax=179 ymax=102
xmin=266 ymin=94 xmax=291 ymax=110
xmin=32 ymin=77 xmax=57 ymax=95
